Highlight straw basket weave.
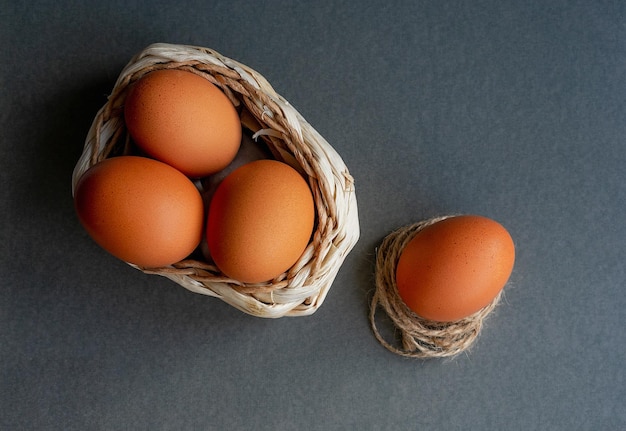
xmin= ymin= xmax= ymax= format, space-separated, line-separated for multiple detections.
xmin=72 ymin=43 xmax=360 ymax=318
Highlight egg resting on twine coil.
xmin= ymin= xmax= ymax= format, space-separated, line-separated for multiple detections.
xmin=369 ymin=216 xmax=504 ymax=359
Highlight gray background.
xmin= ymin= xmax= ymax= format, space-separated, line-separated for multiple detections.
xmin=2 ymin=1 xmax=625 ymax=430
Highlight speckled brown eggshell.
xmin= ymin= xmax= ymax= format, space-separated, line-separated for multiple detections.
xmin=206 ymin=159 xmax=315 ymax=284
xmin=124 ymin=69 xmax=241 ymax=178
xmin=74 ymin=156 xmax=204 ymax=268
xmin=395 ymin=215 xmax=515 ymax=322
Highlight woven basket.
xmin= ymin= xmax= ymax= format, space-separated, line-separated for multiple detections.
xmin=72 ymin=43 xmax=360 ymax=318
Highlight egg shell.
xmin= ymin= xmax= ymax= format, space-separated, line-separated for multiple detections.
xmin=395 ymin=215 xmax=515 ymax=322
xmin=124 ymin=69 xmax=242 ymax=178
xmin=74 ymin=156 xmax=205 ymax=268
xmin=206 ymin=159 xmax=315 ymax=283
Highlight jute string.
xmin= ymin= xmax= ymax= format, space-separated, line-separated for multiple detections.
xmin=369 ymin=216 xmax=502 ymax=358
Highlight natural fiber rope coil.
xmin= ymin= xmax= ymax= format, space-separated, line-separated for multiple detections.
xmin=72 ymin=43 xmax=360 ymax=318
xmin=369 ymin=216 xmax=501 ymax=358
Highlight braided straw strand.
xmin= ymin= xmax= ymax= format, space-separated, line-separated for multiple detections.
xmin=72 ymin=43 xmax=359 ymax=318
xmin=369 ymin=216 xmax=502 ymax=358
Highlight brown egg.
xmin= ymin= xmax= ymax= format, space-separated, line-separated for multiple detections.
xmin=395 ymin=215 xmax=515 ymax=322
xmin=206 ymin=159 xmax=315 ymax=283
xmin=74 ymin=156 xmax=204 ymax=268
xmin=124 ymin=69 xmax=241 ymax=178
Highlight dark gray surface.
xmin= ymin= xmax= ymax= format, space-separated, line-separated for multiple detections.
xmin=2 ymin=1 xmax=625 ymax=429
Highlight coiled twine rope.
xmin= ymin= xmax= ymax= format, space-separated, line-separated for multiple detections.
xmin=369 ymin=216 xmax=502 ymax=358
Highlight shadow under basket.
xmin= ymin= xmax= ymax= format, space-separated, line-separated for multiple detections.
xmin=72 ymin=43 xmax=360 ymax=318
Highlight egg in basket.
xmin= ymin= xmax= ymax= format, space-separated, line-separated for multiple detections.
xmin=72 ymin=43 xmax=360 ymax=318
